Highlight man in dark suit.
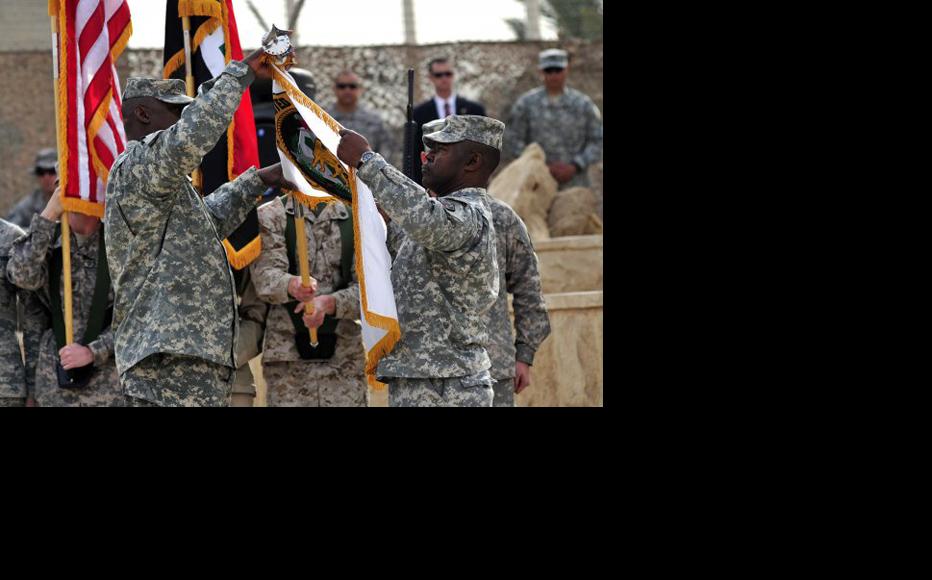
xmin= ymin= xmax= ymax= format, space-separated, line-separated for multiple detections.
xmin=411 ymin=57 xmax=486 ymax=185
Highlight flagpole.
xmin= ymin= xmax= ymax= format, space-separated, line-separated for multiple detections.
xmin=181 ymin=15 xmax=202 ymax=189
xmin=50 ymin=1 xmax=74 ymax=345
xmin=292 ymin=198 xmax=319 ymax=347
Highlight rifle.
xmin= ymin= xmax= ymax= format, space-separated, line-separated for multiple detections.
xmin=403 ymin=68 xmax=416 ymax=179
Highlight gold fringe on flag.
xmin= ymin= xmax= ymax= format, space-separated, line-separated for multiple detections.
xmin=178 ymin=0 xmax=222 ymax=19
xmin=222 ymin=236 xmax=262 ymax=270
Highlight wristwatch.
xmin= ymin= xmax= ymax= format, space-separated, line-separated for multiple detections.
xmin=358 ymin=150 xmax=376 ymax=169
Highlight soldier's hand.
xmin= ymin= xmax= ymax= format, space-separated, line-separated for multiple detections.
xmin=337 ymin=129 xmax=371 ymax=168
xmin=514 ymin=361 xmax=531 ymax=394
xmin=59 ymin=343 xmax=93 ymax=370
xmin=298 ymin=295 xmax=336 ymax=330
xmin=258 ymin=162 xmax=299 ymax=192
xmin=41 ymin=186 xmax=63 ymax=222
xmin=288 ymin=275 xmax=317 ymax=302
xmin=244 ymin=47 xmax=280 ymax=81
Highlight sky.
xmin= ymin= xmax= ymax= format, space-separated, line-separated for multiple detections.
xmin=125 ymin=0 xmax=559 ymax=48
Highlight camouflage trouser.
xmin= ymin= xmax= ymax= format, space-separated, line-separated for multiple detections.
xmin=121 ymin=353 xmax=235 ymax=407
xmin=492 ymin=378 xmax=516 ymax=408
xmin=387 ymin=370 xmax=494 ymax=407
xmin=263 ymin=358 xmax=367 ymax=407
xmin=0 ymin=397 xmax=26 ymax=407
xmin=124 ymin=396 xmax=159 ymax=407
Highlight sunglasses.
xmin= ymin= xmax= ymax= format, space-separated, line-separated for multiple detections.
xmin=35 ymin=168 xmax=56 ymax=176
xmin=431 ymin=71 xmax=454 ymax=78
xmin=543 ymin=67 xmax=565 ymax=74
xmin=336 ymin=83 xmax=359 ymax=89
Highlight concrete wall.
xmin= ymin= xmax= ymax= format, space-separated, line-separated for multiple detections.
xmin=1 ymin=39 xmax=601 ymax=215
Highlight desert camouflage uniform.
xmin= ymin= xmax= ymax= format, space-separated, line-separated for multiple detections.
xmin=251 ymin=197 xmax=366 ymax=407
xmin=485 ymin=198 xmax=551 ymax=407
xmin=505 ymin=86 xmax=603 ymax=188
xmin=104 ymin=61 xmax=266 ymax=406
xmin=1 ymin=219 xmax=46 ymax=406
xmin=357 ymin=118 xmax=500 ymax=406
xmin=6 ymin=214 xmax=121 ymax=406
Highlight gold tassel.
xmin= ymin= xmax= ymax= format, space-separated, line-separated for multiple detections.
xmin=222 ymin=236 xmax=262 ymax=270
xmin=178 ymin=0 xmax=222 ymax=19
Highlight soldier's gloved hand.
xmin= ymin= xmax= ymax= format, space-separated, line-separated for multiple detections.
xmin=40 ymin=186 xmax=64 ymax=222
xmin=59 ymin=343 xmax=94 ymax=370
xmin=514 ymin=361 xmax=531 ymax=394
xmin=288 ymin=276 xmax=317 ymax=302
xmin=337 ymin=129 xmax=371 ymax=168
xmin=257 ymin=162 xmax=299 ymax=192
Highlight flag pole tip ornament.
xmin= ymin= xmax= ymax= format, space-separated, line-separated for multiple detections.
xmin=262 ymin=25 xmax=296 ymax=68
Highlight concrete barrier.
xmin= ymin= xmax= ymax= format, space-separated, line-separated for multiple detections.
xmin=535 ymin=235 xmax=602 ymax=294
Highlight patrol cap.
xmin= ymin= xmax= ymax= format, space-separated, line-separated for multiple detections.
xmin=422 ymin=115 xmax=505 ymax=151
xmin=123 ymin=77 xmax=194 ymax=105
xmin=538 ymin=48 xmax=568 ymax=70
xmin=35 ymin=147 xmax=57 ymax=170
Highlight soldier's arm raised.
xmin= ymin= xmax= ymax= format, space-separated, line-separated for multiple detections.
xmin=147 ymin=61 xmax=256 ymax=179
xmin=6 ymin=213 xmax=58 ymax=291
xmin=357 ymin=154 xmax=480 ymax=253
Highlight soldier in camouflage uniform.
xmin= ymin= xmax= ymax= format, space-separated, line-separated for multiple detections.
xmin=250 ymin=197 xmax=366 ymax=407
xmin=1 ymin=219 xmax=45 ymax=407
xmin=422 ymin=118 xmax=552 ymax=407
xmin=486 ymin=197 xmax=552 ymax=407
xmin=6 ymin=188 xmax=122 ymax=406
xmin=337 ymin=115 xmax=504 ymax=407
xmin=5 ymin=149 xmax=58 ymax=229
xmin=505 ymin=49 xmax=603 ymax=189
xmin=105 ymin=49 xmax=298 ymax=407
xmin=327 ymin=70 xmax=397 ymax=166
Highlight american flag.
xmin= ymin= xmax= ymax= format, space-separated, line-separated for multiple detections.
xmin=50 ymin=0 xmax=132 ymax=217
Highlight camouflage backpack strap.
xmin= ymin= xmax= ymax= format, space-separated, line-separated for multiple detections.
xmin=280 ymin=196 xmax=338 ymax=359
xmin=336 ymin=203 xmax=354 ymax=292
xmin=48 ymin=229 xmax=112 ymax=351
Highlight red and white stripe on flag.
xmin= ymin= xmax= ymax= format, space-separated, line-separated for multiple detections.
xmin=53 ymin=0 xmax=132 ymax=217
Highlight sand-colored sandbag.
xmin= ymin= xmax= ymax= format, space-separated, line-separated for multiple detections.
xmin=487 ymin=143 xmax=557 ymax=242
xmin=547 ymin=186 xmax=599 ymax=237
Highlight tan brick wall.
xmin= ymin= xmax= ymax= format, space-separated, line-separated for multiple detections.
xmin=0 ymin=0 xmax=53 ymax=52
xmin=2 ymin=40 xmax=602 ymax=215
xmin=0 ymin=51 xmax=57 ymax=215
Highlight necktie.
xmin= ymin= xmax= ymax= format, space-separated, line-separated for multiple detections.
xmin=444 ymin=100 xmax=452 ymax=117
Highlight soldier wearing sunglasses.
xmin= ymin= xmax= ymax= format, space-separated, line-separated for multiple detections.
xmin=505 ymin=49 xmax=603 ymax=189
xmin=6 ymin=149 xmax=58 ymax=229
xmin=327 ymin=70 xmax=395 ymax=165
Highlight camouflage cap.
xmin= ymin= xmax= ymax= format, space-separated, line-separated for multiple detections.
xmin=538 ymin=48 xmax=568 ymax=70
xmin=35 ymin=147 xmax=57 ymax=170
xmin=122 ymin=77 xmax=194 ymax=105
xmin=422 ymin=115 xmax=505 ymax=151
